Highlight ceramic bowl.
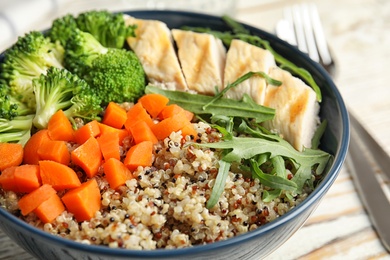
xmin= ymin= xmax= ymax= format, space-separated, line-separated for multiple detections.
xmin=0 ymin=10 xmax=349 ymax=260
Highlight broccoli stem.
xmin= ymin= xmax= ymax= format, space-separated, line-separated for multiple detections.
xmin=0 ymin=115 xmax=34 ymax=145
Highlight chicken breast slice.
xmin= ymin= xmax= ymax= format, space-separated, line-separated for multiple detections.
xmin=125 ymin=16 xmax=188 ymax=91
xmin=223 ymin=39 xmax=276 ymax=105
xmin=172 ymin=29 xmax=226 ymax=95
xmin=263 ymin=67 xmax=320 ymax=151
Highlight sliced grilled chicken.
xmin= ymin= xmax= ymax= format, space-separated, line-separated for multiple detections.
xmin=171 ymin=29 xmax=226 ymax=95
xmin=124 ymin=17 xmax=319 ymax=151
xmin=223 ymin=39 xmax=276 ymax=105
xmin=262 ymin=67 xmax=320 ymax=151
xmin=125 ymin=16 xmax=188 ymax=91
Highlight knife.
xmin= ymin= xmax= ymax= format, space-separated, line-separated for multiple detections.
xmin=350 ymin=113 xmax=390 ymax=180
xmin=346 ymin=112 xmax=390 ymax=252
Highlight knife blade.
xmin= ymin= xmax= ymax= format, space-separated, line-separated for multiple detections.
xmin=346 ymin=113 xmax=390 ymax=252
xmin=349 ymin=113 xmax=390 ymax=180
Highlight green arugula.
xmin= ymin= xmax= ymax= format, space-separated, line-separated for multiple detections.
xmin=206 ymin=117 xmax=233 ymax=209
xmin=196 ymin=136 xmax=330 ymax=175
xmin=311 ymin=119 xmax=328 ymax=149
xmin=250 ymin=159 xmax=297 ymax=191
xmin=145 ymin=85 xmax=275 ymax=123
xmin=203 ymin=71 xmax=282 ymax=110
xmin=194 ymin=134 xmax=330 ymax=197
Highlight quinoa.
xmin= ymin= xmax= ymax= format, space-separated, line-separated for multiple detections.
xmin=0 ymin=121 xmax=310 ymax=250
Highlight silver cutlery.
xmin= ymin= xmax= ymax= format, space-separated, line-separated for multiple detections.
xmin=275 ymin=3 xmax=390 ymax=252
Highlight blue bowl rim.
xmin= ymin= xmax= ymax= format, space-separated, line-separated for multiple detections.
xmin=0 ymin=9 xmax=350 ymax=258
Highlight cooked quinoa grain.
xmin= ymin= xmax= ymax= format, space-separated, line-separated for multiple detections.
xmin=0 ymin=121 xmax=310 ymax=249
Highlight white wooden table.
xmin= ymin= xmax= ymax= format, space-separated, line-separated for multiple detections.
xmin=1 ymin=0 xmax=390 ymax=259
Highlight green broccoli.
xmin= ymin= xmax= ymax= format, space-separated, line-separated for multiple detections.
xmin=0 ymin=31 xmax=64 ymax=109
xmin=0 ymin=115 xmax=34 ymax=145
xmin=49 ymin=11 xmax=136 ymax=49
xmin=32 ymin=67 xmax=103 ymax=129
xmin=64 ymin=30 xmax=146 ymax=105
xmin=64 ymin=29 xmax=108 ymax=76
xmin=84 ymin=48 xmax=146 ymax=104
xmin=48 ymin=14 xmax=79 ymax=47
xmin=0 ymin=83 xmax=34 ymax=120
xmin=75 ymin=10 xmax=136 ymax=49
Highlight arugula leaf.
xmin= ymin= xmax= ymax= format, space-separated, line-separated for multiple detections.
xmin=250 ymin=159 xmax=297 ymax=191
xmin=181 ymin=26 xmax=235 ymax=46
xmin=145 ymin=85 xmax=275 ymax=123
xmin=221 ymin=15 xmax=250 ymax=34
xmin=203 ymin=71 xmax=282 ymax=110
xmin=206 ymin=117 xmax=234 ymax=209
xmin=291 ymin=165 xmax=313 ymax=193
xmin=237 ymin=119 xmax=281 ymax=142
xmin=271 ymin=156 xmax=286 ymax=178
xmin=195 ymin=136 xmax=331 ymax=192
xmin=206 ymin=159 xmax=231 ymax=209
xmin=262 ymin=189 xmax=282 ymax=203
xmin=311 ymin=119 xmax=328 ymax=149
xmin=200 ymin=137 xmax=330 ymax=168
xmin=237 ymin=118 xmax=330 ymax=180
xmin=256 ymin=153 xmax=269 ymax=166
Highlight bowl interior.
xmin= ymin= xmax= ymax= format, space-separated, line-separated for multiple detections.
xmin=0 ymin=10 xmax=349 ymax=259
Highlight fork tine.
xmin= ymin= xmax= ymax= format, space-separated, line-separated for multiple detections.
xmin=276 ymin=3 xmax=336 ymax=75
xmin=300 ymin=4 xmax=320 ymax=63
xmin=275 ymin=8 xmax=296 ymax=46
xmin=282 ymin=7 xmax=297 ymax=46
xmin=309 ymin=4 xmax=333 ymax=66
xmin=291 ymin=5 xmax=308 ymax=54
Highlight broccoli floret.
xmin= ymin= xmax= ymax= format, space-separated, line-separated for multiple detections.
xmin=64 ymin=29 xmax=108 ymax=76
xmin=84 ymin=48 xmax=146 ymax=104
xmin=49 ymin=14 xmax=79 ymax=47
xmin=0 ymin=31 xmax=64 ymax=109
xmin=0 ymin=83 xmax=34 ymax=120
xmin=75 ymin=10 xmax=136 ymax=49
xmin=32 ymin=67 xmax=102 ymax=129
xmin=0 ymin=115 xmax=34 ymax=145
xmin=64 ymin=30 xmax=146 ymax=104
xmin=49 ymin=11 xmax=135 ymax=49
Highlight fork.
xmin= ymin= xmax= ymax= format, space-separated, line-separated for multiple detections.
xmin=275 ymin=3 xmax=390 ymax=252
xmin=275 ymin=3 xmax=336 ymax=76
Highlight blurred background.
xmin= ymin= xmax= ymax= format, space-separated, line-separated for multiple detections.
xmin=0 ymin=0 xmax=281 ymax=51
xmin=0 ymin=0 xmax=390 ymax=259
